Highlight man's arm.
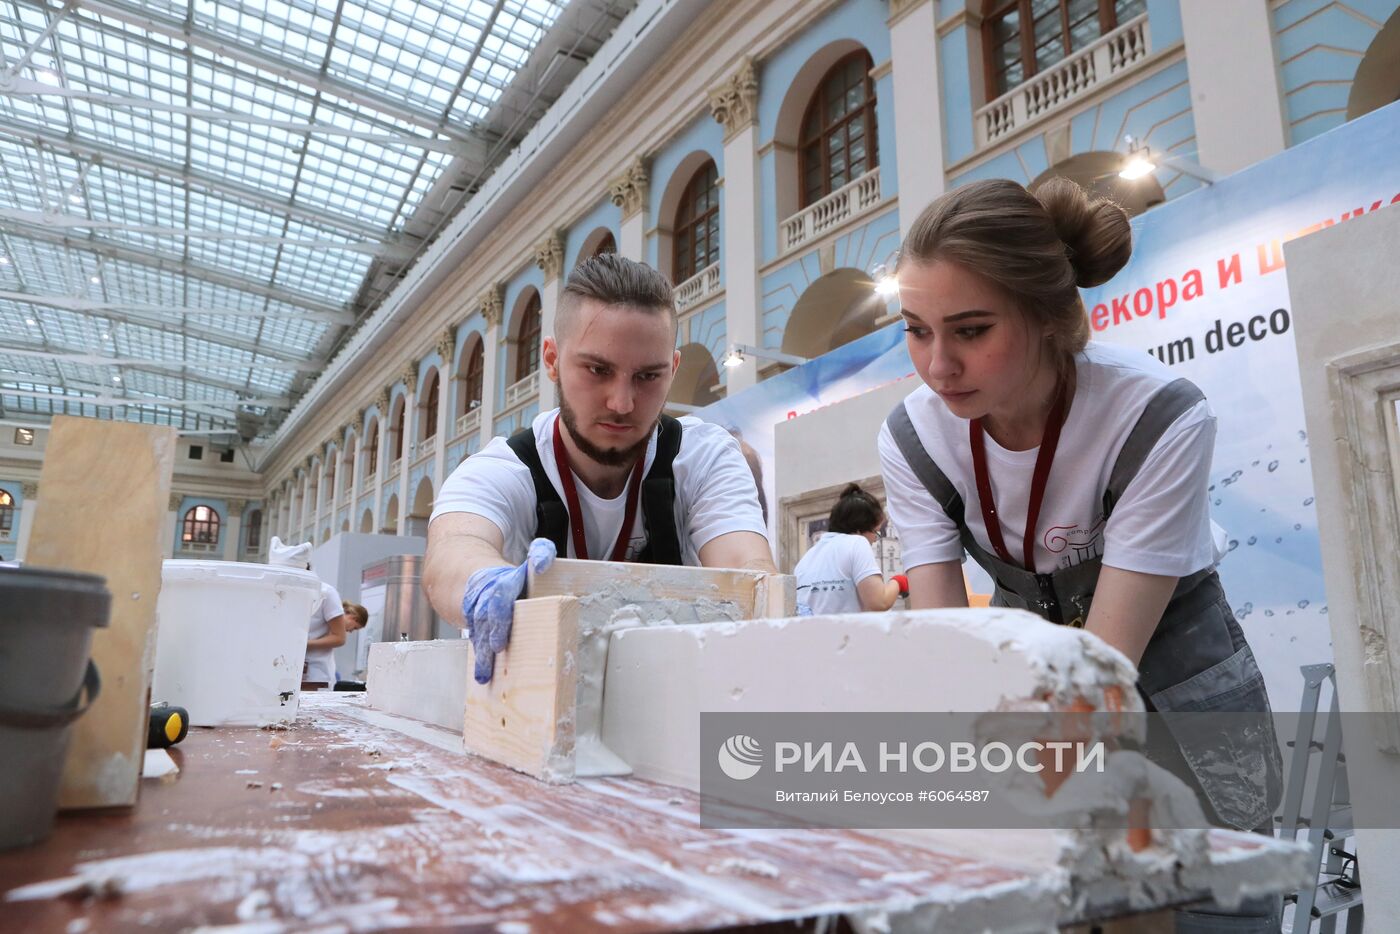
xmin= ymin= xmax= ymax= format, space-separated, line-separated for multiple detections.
xmin=423 ymin=513 xmax=513 ymax=629
xmin=697 ymin=530 xmax=778 ymax=574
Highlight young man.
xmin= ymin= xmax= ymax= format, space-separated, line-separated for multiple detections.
xmin=424 ymin=254 xmax=775 ymax=683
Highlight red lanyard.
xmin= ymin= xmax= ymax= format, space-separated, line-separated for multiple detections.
xmin=552 ymin=418 xmax=645 ymax=562
xmin=969 ymin=381 xmax=1070 ymax=571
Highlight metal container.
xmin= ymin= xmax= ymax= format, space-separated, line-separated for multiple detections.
xmin=359 ymin=555 xmax=443 ymax=643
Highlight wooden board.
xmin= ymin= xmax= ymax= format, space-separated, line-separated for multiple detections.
xmin=0 ymin=694 xmax=1310 ymax=933
xmin=26 ymin=416 xmax=177 ymax=810
xmin=462 ymin=595 xmax=579 ymax=781
xmin=529 ymin=558 xmax=795 ymax=620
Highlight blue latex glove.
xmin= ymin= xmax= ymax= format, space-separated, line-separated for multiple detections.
xmin=462 ymin=538 xmax=557 ymax=684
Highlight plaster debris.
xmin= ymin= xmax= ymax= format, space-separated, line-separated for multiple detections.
xmin=707 ymin=858 xmax=781 ymax=878
xmin=245 ymin=780 xmax=263 ymax=789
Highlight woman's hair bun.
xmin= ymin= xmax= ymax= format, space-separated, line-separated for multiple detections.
xmin=840 ymin=483 xmax=866 ymax=499
xmin=1034 ymin=177 xmax=1132 ymax=288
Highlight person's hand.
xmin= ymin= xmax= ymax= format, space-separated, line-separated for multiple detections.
xmin=892 ymin=574 xmax=910 ymax=599
xmin=461 ymin=538 xmax=556 ymax=684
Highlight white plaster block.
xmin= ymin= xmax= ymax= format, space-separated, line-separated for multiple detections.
xmin=367 ymin=639 xmax=471 ymax=732
xmin=601 ymin=607 xmax=1140 ymax=791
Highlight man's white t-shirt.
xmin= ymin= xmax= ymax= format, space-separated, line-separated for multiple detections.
xmin=304 ymin=581 xmax=343 ymax=685
xmin=794 ymin=532 xmax=883 ymax=615
xmin=879 ymin=341 xmax=1223 ymax=578
xmin=431 ymin=410 xmax=769 ymax=564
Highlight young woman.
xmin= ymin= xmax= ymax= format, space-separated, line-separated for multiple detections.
xmin=793 ymin=483 xmax=908 ymax=614
xmin=878 ymin=179 xmax=1281 ymax=929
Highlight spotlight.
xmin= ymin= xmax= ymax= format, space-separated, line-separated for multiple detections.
xmin=1119 ymin=153 xmax=1156 ymax=180
xmin=721 ymin=347 xmax=744 ymax=368
xmin=875 ymin=274 xmax=900 ymax=298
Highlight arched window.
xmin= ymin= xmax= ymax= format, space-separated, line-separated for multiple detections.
xmin=325 ymin=456 xmax=335 ymax=493
xmin=463 ymin=341 xmax=485 ymax=411
xmin=673 ymin=160 xmax=720 ymax=282
xmin=800 ymin=51 xmax=879 ymax=208
xmin=593 ymin=231 xmax=616 ymax=257
xmin=246 ymin=509 xmax=262 ymax=550
xmin=392 ymin=402 xmax=406 ymax=461
xmin=423 ymin=372 xmax=439 ymax=440
xmin=181 ymin=505 xmax=221 ymax=546
xmin=367 ymin=422 xmax=380 ymax=475
xmin=515 ymin=293 xmax=542 ymax=382
xmin=0 ymin=490 xmax=12 ymax=536
xmin=983 ymin=0 xmax=1146 ymax=98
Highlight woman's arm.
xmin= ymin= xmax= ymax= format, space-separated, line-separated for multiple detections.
xmin=855 ymin=575 xmax=902 ymax=611
xmin=307 ymin=613 xmax=347 ymax=651
xmin=1083 ymin=566 xmax=1178 ymax=666
xmin=907 ymin=561 xmax=970 ymax=609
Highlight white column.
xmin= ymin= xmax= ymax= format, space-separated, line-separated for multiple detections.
xmin=396 ymin=364 xmax=416 ymax=536
xmin=1180 ymin=0 xmax=1286 ymax=175
xmin=163 ymin=491 xmax=181 ymax=557
xmin=710 ymin=59 xmax=761 ymax=394
xmin=371 ymin=388 xmax=389 ymax=534
xmin=433 ymin=330 xmax=454 ymax=488
xmin=608 ymin=159 xmax=648 ymax=262
xmin=349 ymin=430 xmax=363 ymax=530
xmin=534 ymin=234 xmax=565 ymax=412
xmin=477 ymin=287 xmax=503 ymax=444
xmin=15 ymin=481 xmax=38 ymax=562
xmin=223 ymin=499 xmax=245 ymax=562
xmin=889 ymin=0 xmax=946 ymax=235
xmin=313 ymin=454 xmax=328 ymax=542
xmin=296 ymin=468 xmax=310 ymax=541
xmin=330 ymin=436 xmax=345 ymax=521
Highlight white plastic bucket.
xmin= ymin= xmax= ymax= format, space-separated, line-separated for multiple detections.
xmin=152 ymin=560 xmax=322 ymax=726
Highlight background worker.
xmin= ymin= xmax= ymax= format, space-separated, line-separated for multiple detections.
xmin=793 ymin=483 xmax=907 ymax=614
xmin=268 ymin=536 xmax=346 ymax=687
xmin=878 ymin=178 xmax=1281 ymax=933
xmin=423 ymin=254 xmax=775 ymax=683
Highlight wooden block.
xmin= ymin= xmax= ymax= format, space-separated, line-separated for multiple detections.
xmin=366 ymin=639 xmax=472 ymax=732
xmin=529 ymin=558 xmax=771 ymax=620
xmin=27 ymin=416 xmax=177 ymax=810
xmin=462 ymin=596 xmax=579 ymax=782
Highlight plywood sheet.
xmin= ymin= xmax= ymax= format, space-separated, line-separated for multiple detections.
xmin=462 ymin=596 xmax=579 ymax=781
xmin=27 ymin=416 xmax=177 ymax=809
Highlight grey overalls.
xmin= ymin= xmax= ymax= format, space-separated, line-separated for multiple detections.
xmin=886 ymin=378 xmax=1283 ymax=831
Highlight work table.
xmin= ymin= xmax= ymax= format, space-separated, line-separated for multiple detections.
xmin=0 ymin=693 xmax=1304 ymax=933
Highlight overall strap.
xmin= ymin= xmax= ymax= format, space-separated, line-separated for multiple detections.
xmin=506 ymin=426 xmax=569 ymax=555
xmin=1102 ymin=378 xmax=1207 ymax=517
xmin=636 ymin=414 xmax=684 ymax=565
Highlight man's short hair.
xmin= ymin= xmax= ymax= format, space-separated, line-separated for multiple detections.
xmin=556 ymin=254 xmax=677 ymax=343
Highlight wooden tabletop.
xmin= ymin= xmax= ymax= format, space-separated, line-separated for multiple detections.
xmin=0 ymin=693 xmax=1294 ymax=933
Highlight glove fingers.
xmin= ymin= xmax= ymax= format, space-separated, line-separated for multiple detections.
xmin=473 ymin=645 xmax=496 ymax=685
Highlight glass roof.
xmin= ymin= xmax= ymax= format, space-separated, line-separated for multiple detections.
xmin=0 ymin=0 xmax=567 ymax=435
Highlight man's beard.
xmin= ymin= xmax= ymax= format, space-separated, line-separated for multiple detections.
xmin=557 ymin=382 xmax=655 ymax=468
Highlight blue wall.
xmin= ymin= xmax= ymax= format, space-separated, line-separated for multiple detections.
xmin=1274 ymin=0 xmax=1393 ymax=144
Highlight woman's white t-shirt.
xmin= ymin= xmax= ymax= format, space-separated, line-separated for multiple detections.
xmin=304 ymin=581 xmax=344 ymax=685
xmin=794 ymin=531 xmax=883 ymax=615
xmin=879 ymin=342 xmax=1222 ymax=578
xmin=431 ymin=410 xmax=769 ymax=564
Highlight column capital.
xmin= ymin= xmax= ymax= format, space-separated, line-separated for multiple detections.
xmin=226 ymin=498 xmax=248 ymax=514
xmin=534 ymin=230 xmax=567 ymax=282
xmin=606 ymin=158 xmax=649 ymax=220
xmin=169 ymin=492 xmax=184 ymax=512
xmin=436 ymin=328 xmax=456 ymax=366
xmin=478 ymin=283 xmax=505 ymax=328
xmin=708 ymin=57 xmax=758 ymax=142
xmin=374 ymin=388 xmax=391 ymax=417
xmin=398 ymin=362 xmax=418 ymax=392
xmin=20 ymin=481 xmax=37 ymax=499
